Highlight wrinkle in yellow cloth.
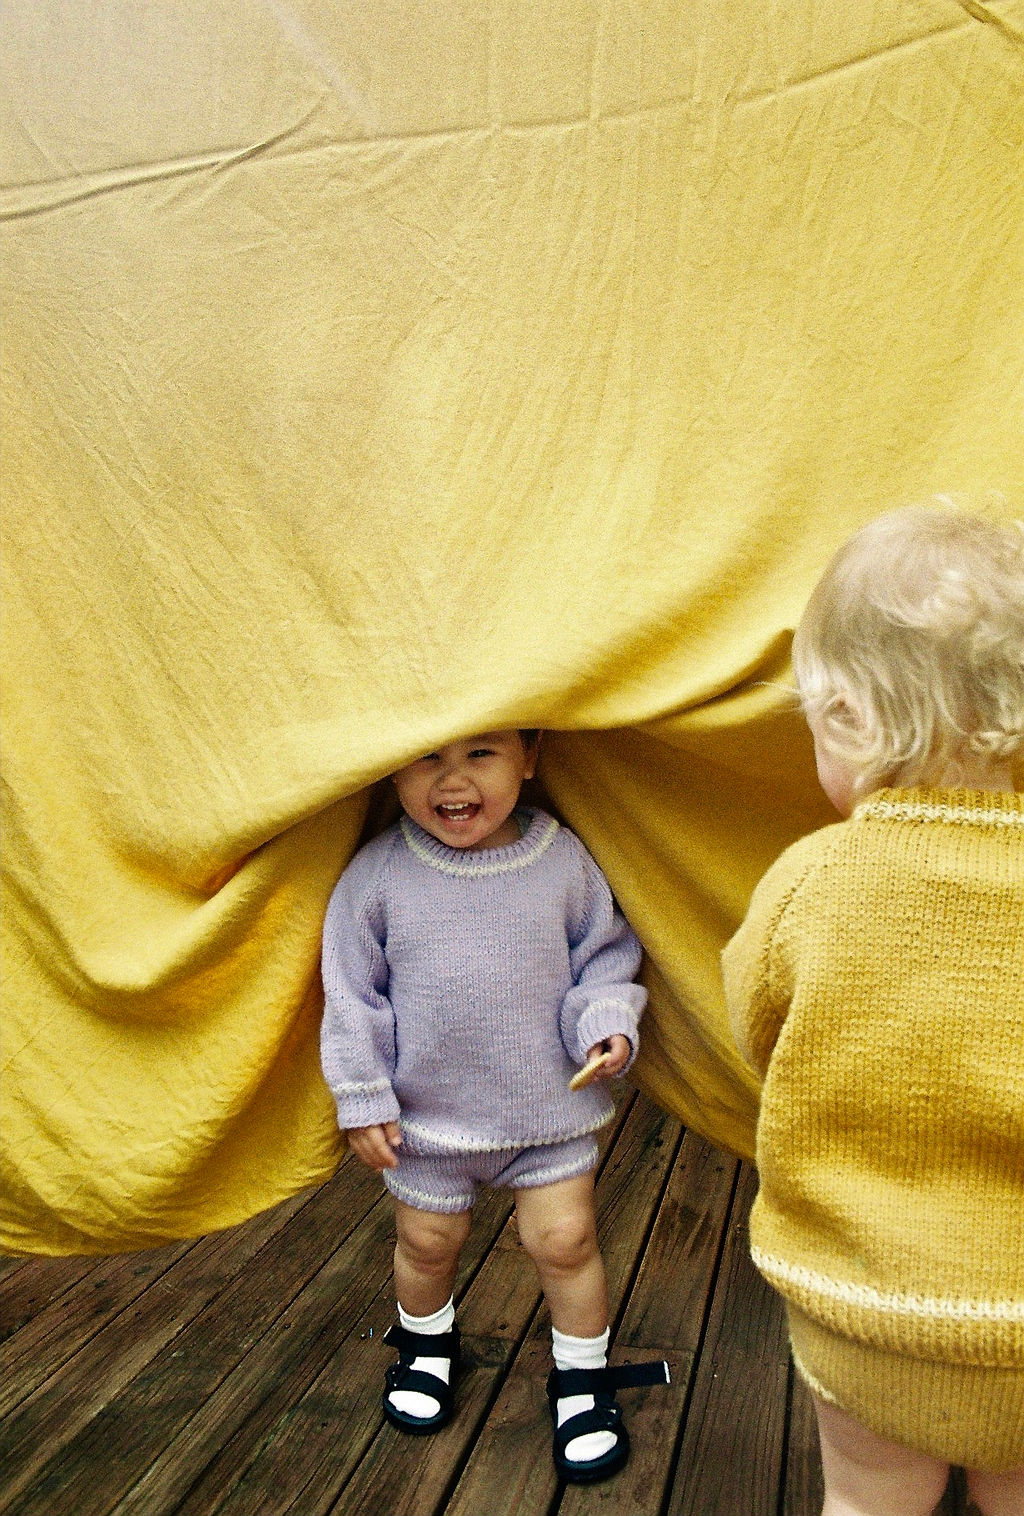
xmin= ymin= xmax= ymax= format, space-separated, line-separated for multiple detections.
xmin=2 ymin=1 xmax=1022 ymax=1252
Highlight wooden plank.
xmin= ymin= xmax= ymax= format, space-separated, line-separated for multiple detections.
xmin=168 ymin=1095 xmax=640 ymax=1516
xmin=329 ymin=1261 xmax=555 ymax=1516
xmin=612 ymin=1132 xmax=738 ymax=1357
xmin=0 ymin=1101 xmax=982 ymax=1516
xmin=0 ymin=1181 xmax=334 ymax=1417
xmin=0 ymin=1239 xmax=197 ymax=1416
xmin=593 ymin=1096 xmax=684 ymax=1306
xmin=110 ymin=1154 xmax=527 ymax=1516
xmin=159 ymin=1160 xmax=536 ymax=1515
xmin=0 ymin=1255 xmax=105 ymax=1341
xmin=559 ymin=1132 xmax=740 ymax=1516
xmin=107 ymin=1191 xmax=398 ymax=1516
xmin=182 ymin=1291 xmax=407 ymax=1516
xmin=173 ymin=1195 xmax=533 ymax=1516
xmin=0 ymin=1167 xmax=378 ymax=1515
xmin=262 ymin=1273 xmax=541 ymax=1516
xmin=435 ymin=1094 xmax=684 ymax=1516
xmin=665 ymin=1163 xmax=791 ymax=1516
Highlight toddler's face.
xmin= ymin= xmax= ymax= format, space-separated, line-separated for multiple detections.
xmin=393 ymin=731 xmax=537 ymax=850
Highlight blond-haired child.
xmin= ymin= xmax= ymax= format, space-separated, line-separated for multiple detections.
xmin=723 ymin=506 xmax=1024 ymax=1516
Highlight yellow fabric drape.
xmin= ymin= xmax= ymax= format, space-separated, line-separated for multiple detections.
xmin=2 ymin=2 xmax=1022 ymax=1254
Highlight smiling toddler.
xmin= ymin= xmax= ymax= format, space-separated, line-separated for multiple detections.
xmin=320 ymin=730 xmax=668 ymax=1482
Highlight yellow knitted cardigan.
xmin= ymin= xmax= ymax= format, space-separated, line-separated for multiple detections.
xmin=723 ymin=788 xmax=1024 ymax=1369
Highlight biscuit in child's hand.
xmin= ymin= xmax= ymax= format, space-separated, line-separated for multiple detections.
xmin=569 ymin=1050 xmax=612 ymax=1091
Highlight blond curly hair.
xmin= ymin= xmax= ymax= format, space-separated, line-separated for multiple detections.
xmin=792 ymin=504 xmax=1024 ymax=795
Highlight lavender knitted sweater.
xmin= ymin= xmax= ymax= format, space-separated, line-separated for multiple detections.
xmin=320 ymin=808 xmax=647 ymax=1152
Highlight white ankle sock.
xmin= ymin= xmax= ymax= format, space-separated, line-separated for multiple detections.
xmin=387 ymin=1298 xmax=456 ymax=1420
xmin=551 ymin=1326 xmax=617 ymax=1464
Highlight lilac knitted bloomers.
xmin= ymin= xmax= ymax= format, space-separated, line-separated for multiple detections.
xmin=320 ymin=807 xmax=647 ymax=1156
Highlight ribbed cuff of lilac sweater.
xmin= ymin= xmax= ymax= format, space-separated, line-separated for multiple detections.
xmin=334 ymin=1078 xmax=402 ymax=1131
xmin=575 ymin=1000 xmax=639 ymax=1072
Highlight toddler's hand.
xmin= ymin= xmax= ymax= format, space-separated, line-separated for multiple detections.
xmin=586 ymin=1034 xmax=630 ymax=1079
xmin=346 ymin=1121 xmax=402 ymax=1171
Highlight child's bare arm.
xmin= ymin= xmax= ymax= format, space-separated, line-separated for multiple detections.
xmin=346 ymin=1121 xmax=402 ymax=1171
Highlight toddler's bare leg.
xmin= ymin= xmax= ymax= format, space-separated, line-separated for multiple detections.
xmin=812 ymin=1393 xmax=950 ymax=1516
xmin=967 ymin=1466 xmax=1024 ymax=1516
xmin=513 ymin=1173 xmax=607 ymax=1334
xmin=384 ymin=1200 xmax=471 ymax=1428
xmin=516 ymin=1174 xmax=619 ymax=1467
xmin=393 ymin=1199 xmax=472 ymax=1316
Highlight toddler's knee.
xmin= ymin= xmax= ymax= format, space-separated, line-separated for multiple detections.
xmin=521 ymin=1214 xmax=597 ymax=1274
xmin=396 ymin=1211 xmax=469 ymax=1273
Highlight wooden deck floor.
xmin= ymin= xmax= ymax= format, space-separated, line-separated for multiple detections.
xmin=1 ymin=1091 xmax=975 ymax=1516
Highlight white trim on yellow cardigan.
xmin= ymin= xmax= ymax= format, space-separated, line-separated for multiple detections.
xmin=752 ymin=1248 xmax=1024 ymax=1325
xmin=857 ymin=796 xmax=1024 ymax=829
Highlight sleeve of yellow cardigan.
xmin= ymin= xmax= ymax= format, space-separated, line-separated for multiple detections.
xmin=721 ymin=830 xmax=826 ymax=1079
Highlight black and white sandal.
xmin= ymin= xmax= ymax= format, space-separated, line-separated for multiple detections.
xmin=381 ymin=1322 xmax=461 ymax=1434
xmin=546 ymin=1360 xmax=670 ymax=1484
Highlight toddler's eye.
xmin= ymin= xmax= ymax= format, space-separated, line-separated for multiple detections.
xmin=469 ymin=748 xmax=495 ymax=759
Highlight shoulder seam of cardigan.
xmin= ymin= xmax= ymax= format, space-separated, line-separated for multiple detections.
xmin=759 ymin=830 xmax=842 ymax=972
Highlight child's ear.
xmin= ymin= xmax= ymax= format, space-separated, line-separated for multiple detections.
xmin=826 ymin=694 xmax=867 ymax=735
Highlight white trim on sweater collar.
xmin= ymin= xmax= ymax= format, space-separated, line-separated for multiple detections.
xmin=399 ymin=808 xmax=560 ymax=876
xmin=856 ymin=793 xmax=1024 ymax=829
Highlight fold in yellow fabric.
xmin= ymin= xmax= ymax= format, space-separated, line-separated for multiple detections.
xmin=2 ymin=2 xmax=1022 ymax=1252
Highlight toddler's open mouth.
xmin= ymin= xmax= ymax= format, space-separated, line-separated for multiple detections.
xmin=435 ymin=802 xmax=481 ymax=824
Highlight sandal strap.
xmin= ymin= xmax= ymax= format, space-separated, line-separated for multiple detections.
xmin=384 ymin=1362 xmax=456 ymax=1412
xmin=552 ymin=1399 xmax=623 ymax=1448
xmin=383 ymin=1322 xmax=460 ymax=1361
xmin=546 ymin=1359 xmax=670 ymax=1404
